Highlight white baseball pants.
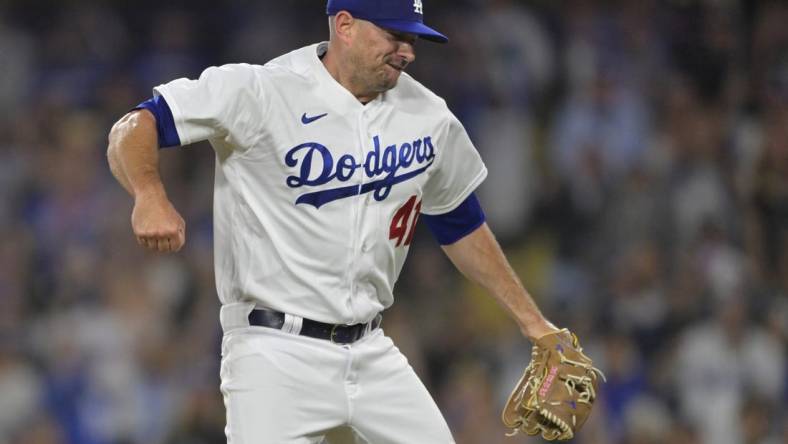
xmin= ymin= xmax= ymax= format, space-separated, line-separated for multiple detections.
xmin=219 ymin=310 xmax=455 ymax=443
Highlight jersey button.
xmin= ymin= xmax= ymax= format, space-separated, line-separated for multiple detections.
xmin=362 ymin=241 xmax=373 ymax=252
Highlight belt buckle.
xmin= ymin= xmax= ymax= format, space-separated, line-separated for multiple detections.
xmin=330 ymin=324 xmax=341 ymax=344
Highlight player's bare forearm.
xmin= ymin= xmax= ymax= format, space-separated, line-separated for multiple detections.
xmin=107 ymin=109 xmax=165 ymax=198
xmin=107 ymin=109 xmax=186 ymax=252
xmin=441 ymin=223 xmax=557 ymax=341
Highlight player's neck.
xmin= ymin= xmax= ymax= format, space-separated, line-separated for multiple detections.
xmin=321 ymin=46 xmax=378 ymax=104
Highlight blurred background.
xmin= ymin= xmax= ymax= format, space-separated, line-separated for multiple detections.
xmin=1 ymin=0 xmax=787 ymax=443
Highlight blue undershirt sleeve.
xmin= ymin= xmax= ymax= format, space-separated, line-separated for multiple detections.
xmin=133 ymin=95 xmax=181 ymax=148
xmin=421 ymin=192 xmax=486 ymax=245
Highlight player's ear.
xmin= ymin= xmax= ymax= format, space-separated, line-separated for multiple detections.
xmin=332 ymin=11 xmax=356 ymax=45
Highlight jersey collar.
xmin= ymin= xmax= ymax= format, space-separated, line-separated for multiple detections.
xmin=307 ymin=42 xmax=386 ymax=110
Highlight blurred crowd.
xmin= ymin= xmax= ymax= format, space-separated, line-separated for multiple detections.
xmin=1 ymin=0 xmax=786 ymax=443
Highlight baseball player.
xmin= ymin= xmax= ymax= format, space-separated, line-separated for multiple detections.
xmin=107 ymin=1 xmax=561 ymax=442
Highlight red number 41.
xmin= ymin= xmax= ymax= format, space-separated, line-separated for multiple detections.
xmin=389 ymin=195 xmax=422 ymax=247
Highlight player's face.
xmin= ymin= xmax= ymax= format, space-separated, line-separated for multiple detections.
xmin=350 ymin=21 xmax=416 ymax=94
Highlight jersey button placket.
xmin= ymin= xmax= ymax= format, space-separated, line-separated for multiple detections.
xmin=355 ymin=111 xmax=369 ymax=239
xmin=364 ymin=120 xmax=375 ymax=205
xmin=361 ymin=105 xmax=380 ymax=252
xmin=346 ymin=109 xmax=369 ymax=323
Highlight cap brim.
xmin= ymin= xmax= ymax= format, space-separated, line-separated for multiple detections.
xmin=371 ymin=19 xmax=448 ymax=43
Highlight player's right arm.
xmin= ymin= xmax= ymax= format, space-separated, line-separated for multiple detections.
xmin=108 ymin=63 xmax=264 ymax=253
xmin=107 ymin=109 xmax=185 ymax=253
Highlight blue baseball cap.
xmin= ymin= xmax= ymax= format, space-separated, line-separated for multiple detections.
xmin=326 ymin=0 xmax=448 ymax=43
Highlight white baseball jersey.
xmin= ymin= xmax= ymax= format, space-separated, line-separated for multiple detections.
xmin=154 ymin=42 xmax=487 ymax=324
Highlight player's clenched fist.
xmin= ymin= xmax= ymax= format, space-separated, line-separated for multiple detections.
xmin=131 ymin=193 xmax=186 ymax=253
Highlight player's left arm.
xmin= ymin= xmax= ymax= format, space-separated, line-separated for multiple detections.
xmin=419 ymin=114 xmax=556 ymax=339
xmin=440 ymin=222 xmax=558 ymax=340
xmin=426 ymin=196 xmax=599 ymax=441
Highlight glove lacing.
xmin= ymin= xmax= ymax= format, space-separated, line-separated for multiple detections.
xmin=504 ymin=345 xmax=542 ymax=437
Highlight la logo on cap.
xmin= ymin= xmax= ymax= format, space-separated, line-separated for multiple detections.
xmin=413 ymin=0 xmax=423 ymax=14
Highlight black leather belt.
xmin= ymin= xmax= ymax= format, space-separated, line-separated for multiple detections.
xmin=248 ymin=309 xmax=382 ymax=344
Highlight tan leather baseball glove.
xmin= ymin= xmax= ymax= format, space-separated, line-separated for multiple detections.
xmin=502 ymin=329 xmax=604 ymax=441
